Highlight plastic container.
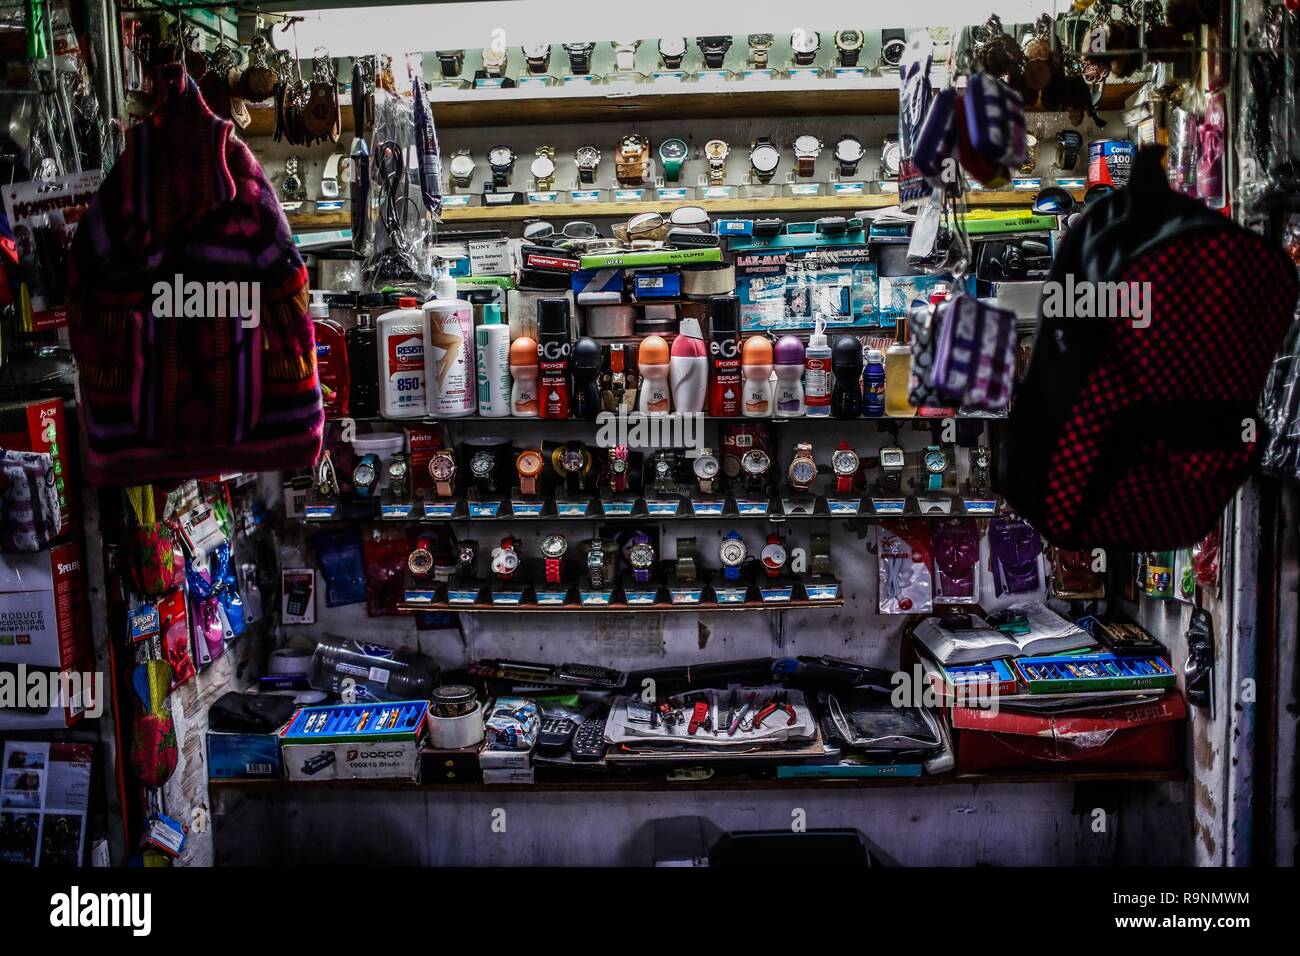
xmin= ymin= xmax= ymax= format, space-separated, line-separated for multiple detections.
xmin=773 ymin=334 xmax=806 ymax=417
xmin=884 ymin=317 xmax=916 ymax=418
xmin=509 ymin=336 xmax=539 ymax=417
xmin=474 ymin=303 xmax=512 ymax=418
xmin=377 ymin=296 xmax=427 ymax=419
xmin=670 ymin=317 xmax=709 ymax=413
xmin=308 ymin=636 xmax=437 ymax=703
xmin=346 ymin=307 xmax=380 ymax=418
xmin=638 ymin=334 xmax=672 ymax=415
xmin=741 ymin=335 xmax=774 ymax=417
xmin=424 ymin=265 xmax=477 ymax=417
xmin=426 ymin=702 xmax=485 ymax=749
xmin=803 ymin=319 xmax=832 ymax=416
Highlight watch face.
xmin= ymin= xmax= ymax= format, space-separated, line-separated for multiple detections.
xmin=610 ymin=455 xmax=628 ymax=474
xmin=620 ymin=134 xmax=648 ymax=153
xmin=470 ymin=451 xmax=494 ymax=478
xmin=659 ymin=37 xmax=687 ymax=57
xmin=629 ymin=542 xmax=654 ymax=569
xmin=794 ymin=134 xmax=821 ymax=155
xmin=488 ymin=146 xmax=514 ymax=167
xmin=494 ymin=550 xmax=519 ymax=573
xmin=742 ymin=449 xmax=771 ymax=475
xmin=972 ymin=447 xmax=991 ymax=468
xmin=388 ymin=458 xmax=408 ymax=480
xmin=517 ymin=450 xmax=542 ymax=476
xmin=832 ymin=449 xmax=860 ymax=475
xmin=720 ymin=538 xmax=747 ymax=566
xmin=835 ymin=137 xmax=864 ymax=162
xmin=693 ymin=455 xmax=719 ymax=479
xmin=522 ymin=43 xmax=550 ymax=57
xmin=530 ymin=155 xmax=556 ymax=178
xmin=587 ymin=547 xmax=604 ymax=569
xmin=881 ymin=448 xmax=904 ymax=469
xmin=483 ymin=47 xmax=506 ymax=64
xmin=575 ymin=146 xmax=600 ymax=167
xmin=751 ymin=144 xmax=780 ymax=173
xmin=925 ymin=449 xmax=948 ymax=473
xmin=705 ymin=140 xmax=730 ymax=160
xmin=791 ymin=460 xmax=816 ymax=484
xmin=881 ymin=37 xmax=907 ymax=66
xmin=835 ymin=30 xmax=864 ymax=49
xmin=430 ymin=454 xmax=454 ymax=481
xmin=353 ymin=462 xmax=375 ymax=485
xmin=761 ymin=543 xmax=787 ymax=570
xmin=542 ymin=534 xmax=567 ymax=558
xmin=408 ymin=549 xmax=434 ymax=576
xmin=660 ymin=138 xmax=688 ymax=161
xmin=563 ymin=449 xmax=585 ymax=473
xmin=565 ymin=43 xmax=593 ymax=53
xmin=458 ymin=545 xmax=475 ymax=565
xmin=654 ymin=458 xmax=671 ymax=477
xmin=881 ymin=139 xmax=902 ymax=177
xmin=748 ymin=34 xmax=774 ymax=47
xmin=791 ymin=30 xmax=820 ymax=54
xmin=449 ymin=154 xmax=474 ymax=177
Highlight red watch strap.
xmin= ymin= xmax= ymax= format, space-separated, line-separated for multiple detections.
xmin=545 ymin=557 xmax=561 ymax=583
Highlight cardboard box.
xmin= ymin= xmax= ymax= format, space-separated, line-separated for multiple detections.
xmin=281 ymin=739 xmax=422 ymax=781
xmin=0 ymin=542 xmax=94 ymax=729
xmin=207 ymin=731 xmax=283 ymax=779
xmin=951 ymin=692 xmax=1186 ymax=773
xmin=0 ymin=397 xmax=75 ymax=534
xmin=420 ymin=744 xmax=483 ymax=784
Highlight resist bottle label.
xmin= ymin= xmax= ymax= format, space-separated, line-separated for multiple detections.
xmin=385 ymin=327 xmax=426 ymax=414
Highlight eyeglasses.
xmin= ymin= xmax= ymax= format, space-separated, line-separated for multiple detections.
xmin=1032 ymin=186 xmax=1077 ymax=215
xmin=668 ymin=205 xmax=709 ymax=227
xmin=1084 ymin=184 xmax=1115 ymax=204
xmin=523 ymin=221 xmax=554 ymax=241
xmin=561 ymin=221 xmax=598 ymax=239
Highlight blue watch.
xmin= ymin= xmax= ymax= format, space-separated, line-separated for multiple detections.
xmin=719 ymin=530 xmax=746 ymax=582
xmin=924 ymin=444 xmax=947 ymax=492
xmin=353 ymin=453 xmax=380 ymax=498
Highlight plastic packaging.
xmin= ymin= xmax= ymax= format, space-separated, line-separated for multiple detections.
xmin=803 ymin=319 xmax=832 ymax=417
xmin=309 ymin=636 xmax=437 ymax=702
xmin=740 ymin=336 xmax=774 ymax=417
xmin=475 ymin=303 xmax=512 ymax=417
xmin=377 ymin=297 xmax=427 ymax=418
xmin=638 ymin=335 xmax=672 ymax=414
xmin=311 ymin=528 xmax=368 ymax=607
xmin=773 ymin=335 xmax=805 ymax=417
xmin=879 ymin=521 xmax=933 ymax=614
xmin=424 ymin=264 xmax=476 ymax=417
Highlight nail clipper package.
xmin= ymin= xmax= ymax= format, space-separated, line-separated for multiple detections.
xmin=879 ymin=520 xmax=934 ymax=614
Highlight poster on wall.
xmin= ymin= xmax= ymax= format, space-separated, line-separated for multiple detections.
xmin=0 ymin=741 xmax=92 ymax=866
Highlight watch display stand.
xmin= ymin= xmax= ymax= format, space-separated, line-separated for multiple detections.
xmin=915 ymin=494 xmax=955 ymax=515
xmin=509 ymin=492 xmax=546 ymax=518
xmin=562 ymin=73 xmax=598 ymax=86
xmin=473 ymin=75 xmax=514 ymax=90
xmin=304 ymin=493 xmax=338 ymax=520
xmin=697 ymin=181 xmax=737 ymax=201
xmin=779 ymin=492 xmax=818 ymax=516
xmin=423 ymin=495 xmax=460 ymax=519
xmin=785 ymin=67 xmax=823 ymax=80
xmin=962 ymin=495 xmax=999 ymax=516
xmin=482 ymin=189 xmax=524 ymax=206
xmin=446 ymin=578 xmax=485 ymax=606
xmin=739 ymin=68 xmax=778 ymax=81
xmin=667 ymin=575 xmax=705 ymax=605
xmin=656 ymin=184 xmax=694 ymax=200
xmin=622 ymin=572 xmax=661 ymax=606
xmin=787 ymin=180 xmax=822 ymax=197
xmin=467 ymin=495 xmax=505 ymax=518
xmin=651 ymin=70 xmax=688 ymax=83
xmin=758 ymin=574 xmax=795 ymax=603
xmin=734 ymin=494 xmax=772 ymax=517
xmin=489 ymin=579 xmax=529 ymax=606
xmin=832 ymin=66 xmax=868 ymax=79
xmin=569 ymin=184 xmax=604 ymax=203
xmin=644 ymin=495 xmax=683 ymax=518
xmin=714 ymin=578 xmax=750 ymax=604
xmin=611 ymin=186 xmax=649 ymax=202
xmin=606 ymin=70 xmax=644 ymax=84
xmin=599 ymin=492 xmax=637 ymax=517
xmin=830 ymin=177 xmax=868 ymax=196
xmin=443 ymin=193 xmax=474 ymax=208
xmin=694 ymin=69 xmax=734 ymax=82
xmin=689 ymin=493 xmax=726 ymax=517
xmin=804 ymin=574 xmax=842 ymax=601
xmin=380 ymin=491 xmax=416 ymax=519
xmin=825 ymin=494 xmax=864 ymax=516
xmin=403 ymin=573 xmax=442 ymax=606
xmin=871 ymin=494 xmax=907 ymax=515
xmin=534 ymin=582 xmax=571 ymax=606
xmin=742 ymin=182 xmax=780 ymax=199
xmin=433 ymin=77 xmax=470 ymax=90
xmin=526 ymin=190 xmax=562 ymax=204
xmin=579 ymin=583 xmax=614 ymax=606
xmin=516 ymin=74 xmax=556 ymax=88
xmin=554 ymin=494 xmax=595 ymax=518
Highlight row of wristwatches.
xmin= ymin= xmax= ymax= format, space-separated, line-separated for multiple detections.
xmin=453 ymin=133 xmax=892 ymax=191
xmin=436 ymin=32 xmax=908 ymax=79
xmin=333 ymin=441 xmax=992 ymax=502
xmin=408 ymin=531 xmax=832 ymax=590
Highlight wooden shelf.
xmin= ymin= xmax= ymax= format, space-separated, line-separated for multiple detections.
xmin=395 ymin=597 xmax=843 ymax=613
xmin=246 ymin=78 xmax=1140 ymax=136
xmin=288 ymin=190 xmax=1059 ymax=231
xmin=210 ymin=769 xmax=1186 ymax=793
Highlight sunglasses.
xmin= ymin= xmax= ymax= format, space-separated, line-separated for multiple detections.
xmin=1032 ymin=187 xmax=1077 ymax=215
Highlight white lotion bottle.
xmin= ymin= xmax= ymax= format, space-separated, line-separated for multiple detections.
xmin=475 ymin=302 xmax=511 ymax=417
xmin=423 ymin=264 xmax=476 ymax=417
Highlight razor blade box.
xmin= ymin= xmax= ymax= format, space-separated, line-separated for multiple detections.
xmin=1013 ymin=653 xmax=1176 ymax=694
xmin=280 ymin=701 xmax=428 ymax=781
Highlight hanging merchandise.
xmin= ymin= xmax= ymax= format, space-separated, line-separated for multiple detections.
xmin=987 ymin=515 xmax=1043 ymax=597
xmin=1000 ymin=147 xmax=1300 ymax=549
xmin=920 ymin=293 xmax=1019 ymax=412
xmin=1183 ymin=607 xmax=1216 ymax=711
xmin=362 ymin=87 xmax=433 ymax=289
xmin=130 ymin=658 xmax=178 ymax=790
xmin=1142 ymin=550 xmax=1176 ymax=599
xmin=363 ymin=531 xmax=412 ymax=616
xmin=155 ymin=590 xmax=195 ymax=690
xmin=1048 ymin=547 xmax=1105 ymax=600
xmin=0 ymin=450 xmax=60 ymax=552
xmin=878 ymin=520 xmax=933 ymax=614
xmin=897 ymin=34 xmax=935 ymax=209
xmin=123 ymin=486 xmax=183 ymax=598
xmin=187 ymin=542 xmax=234 ymax=665
xmin=1191 ymin=523 xmax=1221 ymax=594
xmin=66 ymin=66 xmax=323 ymax=486
xmin=310 ymin=528 xmax=368 ymax=608
xmin=931 ymin=519 xmax=980 ymax=604
xmin=411 ymin=73 xmax=443 ymax=220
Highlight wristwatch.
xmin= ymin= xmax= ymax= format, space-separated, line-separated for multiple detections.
xmin=793 ymin=134 xmax=823 ymax=178
xmin=879 ymin=29 xmax=906 ymax=69
xmin=575 ymin=145 xmax=601 ymax=185
xmin=437 ymin=50 xmax=465 ymax=78
xmin=658 ymin=37 xmax=688 ymax=69
xmin=650 ymin=449 xmax=677 ymax=496
xmin=449 ymin=149 xmax=475 ymax=188
xmin=627 ymin=531 xmax=655 ymax=584
xmin=282 ymin=157 xmax=305 ymax=203
xmin=674 ymin=537 xmax=698 ymax=584
xmin=760 ymin=533 xmax=787 ymax=580
xmin=790 ymin=30 xmax=821 ymax=66
xmin=408 ymin=535 xmax=435 ymax=579
xmin=719 ymin=531 xmax=747 ymax=582
xmin=969 ymin=445 xmax=992 ymax=495
xmin=693 ymin=448 xmax=720 ymax=494
xmin=659 ymin=138 xmax=689 ymax=183
xmin=530 ymin=147 xmax=557 ymax=191
xmin=833 ymin=135 xmax=865 ymax=178
xmin=787 ymin=442 xmax=817 ymax=492
xmin=810 ymin=533 xmax=833 ymax=577
xmin=749 ymin=138 xmax=781 ymax=184
xmin=831 ymin=442 xmax=860 ymax=494
xmin=541 ymin=534 xmax=568 ymax=584
xmin=469 ymin=448 xmax=498 ymax=495
xmin=615 ymin=134 xmax=651 ymax=186
xmin=611 ymin=39 xmax=640 ymax=71
xmin=740 ymin=448 xmax=771 ymax=492
xmin=457 ymin=541 xmax=477 ymax=582
xmin=880 ymin=134 xmax=902 ymax=178
xmin=563 ymin=42 xmax=595 ymax=75
xmin=315 ymin=450 xmax=338 ymax=499
xmin=704 ymin=139 xmax=730 ymax=186
xmin=386 ymin=452 xmax=410 ymax=498
xmin=490 ymin=536 xmax=520 ymax=582
xmin=553 ymin=441 xmax=590 ymax=494
xmin=353 ymin=453 xmax=379 ymax=498
xmin=608 ymin=445 xmax=630 ymax=493
xmin=482 ymin=45 xmax=507 ymax=78
xmin=522 ymin=42 xmax=552 ymax=74
xmin=586 ymin=538 xmax=606 ymax=588
xmin=833 ymin=29 xmax=865 ymax=67
xmin=878 ymin=445 xmax=904 ymax=495
xmin=487 ymin=144 xmax=516 ymax=188
xmin=516 ymin=448 xmax=543 ymax=496
xmin=429 ymin=449 xmax=457 ymax=498
xmin=696 ymin=35 xmax=732 ymax=69
xmin=924 ymin=444 xmax=948 ymax=492
xmin=747 ymin=34 xmax=774 ymax=68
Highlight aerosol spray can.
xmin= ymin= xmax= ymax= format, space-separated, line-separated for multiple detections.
xmin=537 ymin=298 xmax=572 ymax=419
xmin=707 ymin=294 xmax=742 ymax=417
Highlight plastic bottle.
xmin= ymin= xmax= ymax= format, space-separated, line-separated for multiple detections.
xmin=638 ymin=334 xmax=672 ymax=415
xmin=311 ymin=291 xmax=350 ymax=419
xmin=885 ymin=317 xmax=917 ymax=418
xmin=670 ymin=317 xmax=709 ymax=413
xmin=537 ymin=298 xmax=572 ymax=419
xmin=773 ymin=334 xmax=806 ymax=417
xmin=803 ymin=318 xmax=832 ymax=417
xmin=707 ymin=294 xmax=742 ymax=417
xmin=831 ymin=336 xmax=863 ymax=419
xmin=346 ymin=304 xmax=380 ymax=418
xmin=423 ymin=264 xmax=476 ymax=417
xmin=863 ymin=348 xmax=886 ymax=417
xmin=309 ymin=636 xmax=436 ymax=703
xmin=509 ymin=336 xmax=539 ymax=417
xmin=474 ymin=303 xmax=511 ymax=418
xmin=572 ymin=337 xmax=603 ymax=420
xmin=741 ymin=336 xmax=774 ymax=417
xmin=377 ymin=296 xmax=427 ymax=419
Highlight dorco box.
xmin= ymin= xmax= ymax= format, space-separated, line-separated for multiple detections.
xmin=0 ymin=542 xmax=94 ymax=729
xmin=0 ymin=397 xmax=75 ymax=535
xmin=281 ymin=739 xmax=421 ymax=781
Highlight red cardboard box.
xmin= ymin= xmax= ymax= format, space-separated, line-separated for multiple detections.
xmin=0 ymin=397 xmax=75 ymax=534
xmin=0 ymin=542 xmax=95 ymax=729
xmin=951 ymin=692 xmax=1186 ymax=773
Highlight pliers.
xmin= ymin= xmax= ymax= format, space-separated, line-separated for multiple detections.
xmin=753 ymin=691 xmax=796 ymax=729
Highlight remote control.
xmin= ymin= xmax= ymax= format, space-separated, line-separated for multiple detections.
xmin=570 ymin=714 xmax=608 ymax=761
xmin=536 ymin=717 xmax=577 ymax=755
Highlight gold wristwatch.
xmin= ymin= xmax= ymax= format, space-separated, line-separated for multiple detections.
xmin=704 ymin=139 xmax=730 ymax=186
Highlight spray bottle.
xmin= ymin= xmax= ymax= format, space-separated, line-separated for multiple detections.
xmin=831 ymin=335 xmax=863 ymax=419
xmin=423 ymin=263 xmax=476 ymax=417
xmin=741 ymin=336 xmax=774 ymax=417
xmin=707 ymin=294 xmax=742 ymax=417
xmin=377 ymin=296 xmax=427 ymax=419
xmin=510 ymin=336 xmax=539 ymax=417
xmin=670 ymin=317 xmax=709 ymax=413
xmin=863 ymin=348 xmax=886 ymax=417
xmin=803 ymin=318 xmax=832 ymax=417
xmin=638 ymin=335 xmax=672 ymax=415
xmin=537 ymin=298 xmax=572 ymax=419
xmin=773 ymin=334 xmax=806 ymax=417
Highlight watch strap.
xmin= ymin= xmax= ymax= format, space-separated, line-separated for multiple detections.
xmin=545 ymin=556 xmax=562 ymax=584
xmin=675 ymin=537 xmax=697 ymax=583
xmin=568 ymin=48 xmax=591 ymax=74
xmin=811 ymin=533 xmax=833 ymax=577
xmin=438 ymin=52 xmax=463 ymax=77
xmin=797 ymin=155 xmax=816 ymax=177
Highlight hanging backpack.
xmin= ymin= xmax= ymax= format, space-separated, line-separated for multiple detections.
xmin=998 ymin=146 xmax=1299 ymax=549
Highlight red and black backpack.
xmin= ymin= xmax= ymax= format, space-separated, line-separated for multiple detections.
xmin=998 ymin=146 xmax=1299 ymax=549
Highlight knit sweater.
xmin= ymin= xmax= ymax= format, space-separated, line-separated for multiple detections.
xmin=68 ymin=65 xmax=323 ymax=486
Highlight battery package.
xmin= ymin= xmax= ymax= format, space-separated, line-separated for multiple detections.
xmin=630 ymin=268 xmax=681 ymax=300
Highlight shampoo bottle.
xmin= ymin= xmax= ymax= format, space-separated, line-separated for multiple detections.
xmin=803 ymin=319 xmax=832 ymax=417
